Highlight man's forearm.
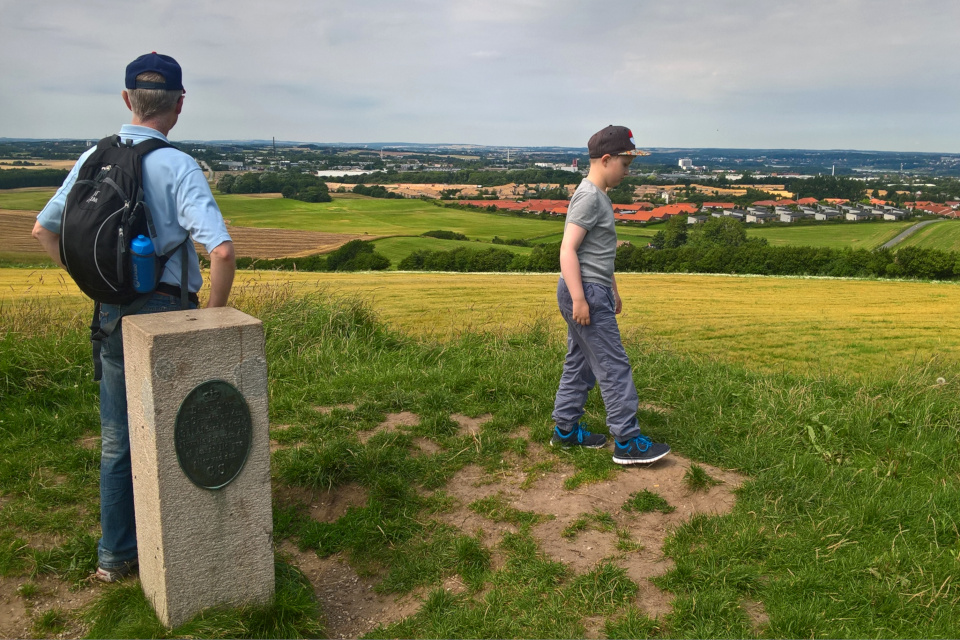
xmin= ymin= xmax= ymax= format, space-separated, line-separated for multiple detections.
xmin=207 ymin=241 xmax=236 ymax=308
xmin=31 ymin=222 xmax=65 ymax=269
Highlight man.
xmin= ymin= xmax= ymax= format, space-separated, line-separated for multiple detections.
xmin=32 ymin=52 xmax=236 ymax=582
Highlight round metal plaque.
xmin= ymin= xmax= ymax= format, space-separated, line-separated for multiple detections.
xmin=174 ymin=380 xmax=252 ymax=490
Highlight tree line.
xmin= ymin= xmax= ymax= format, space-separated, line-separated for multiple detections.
xmin=0 ymin=168 xmax=69 ymax=190
xmin=216 ymin=171 xmax=331 ymax=202
xmin=215 ymin=239 xmax=389 ymax=272
xmin=398 ymin=217 xmax=960 ymax=281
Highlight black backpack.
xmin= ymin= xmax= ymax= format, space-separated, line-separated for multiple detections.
xmin=59 ymin=135 xmax=181 ymax=304
xmin=59 ymin=135 xmax=190 ymax=379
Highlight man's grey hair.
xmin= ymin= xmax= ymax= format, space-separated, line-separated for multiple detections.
xmin=127 ymin=72 xmax=181 ymax=121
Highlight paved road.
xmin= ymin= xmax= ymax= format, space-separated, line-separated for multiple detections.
xmin=879 ymin=219 xmax=945 ymax=250
xmin=197 ymin=159 xmax=214 ymax=183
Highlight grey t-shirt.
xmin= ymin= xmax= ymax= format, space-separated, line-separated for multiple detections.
xmin=562 ymin=179 xmax=616 ymax=287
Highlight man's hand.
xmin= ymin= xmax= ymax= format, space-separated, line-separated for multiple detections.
xmin=614 ymin=290 xmax=622 ymax=314
xmin=572 ymin=298 xmax=591 ymax=326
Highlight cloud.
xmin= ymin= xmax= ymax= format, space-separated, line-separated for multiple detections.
xmin=1 ymin=0 xmax=958 ymax=151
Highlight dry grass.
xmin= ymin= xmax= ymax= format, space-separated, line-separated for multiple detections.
xmin=2 ymin=268 xmax=958 ymax=374
xmin=0 ymin=159 xmax=77 ymax=171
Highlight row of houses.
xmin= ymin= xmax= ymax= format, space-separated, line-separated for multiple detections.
xmin=460 ymin=196 xmax=960 ymax=225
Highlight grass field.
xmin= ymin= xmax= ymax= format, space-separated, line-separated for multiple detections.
xmin=7 ymin=188 xmax=959 ymax=256
xmin=2 ymin=277 xmax=959 ymax=638
xmin=4 ymin=268 xmax=958 ymax=376
xmin=0 ymin=187 xmax=57 ymax=211
xmin=746 ymin=221 xmax=914 ymax=250
xmin=371 ymin=236 xmax=533 ymax=267
xmin=532 ymin=224 xmax=658 ymax=246
xmin=896 ymin=219 xmax=960 ymax=252
xmin=214 ymin=193 xmax=566 ymax=241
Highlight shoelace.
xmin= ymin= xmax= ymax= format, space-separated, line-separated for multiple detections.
xmin=632 ymin=435 xmax=652 ymax=451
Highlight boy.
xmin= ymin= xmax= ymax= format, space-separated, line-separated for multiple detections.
xmin=550 ymin=125 xmax=670 ymax=465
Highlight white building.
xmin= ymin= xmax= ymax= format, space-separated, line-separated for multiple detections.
xmin=678 ymin=158 xmax=694 ymax=170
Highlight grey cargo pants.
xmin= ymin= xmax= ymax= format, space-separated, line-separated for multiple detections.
xmin=552 ymin=278 xmax=642 ymax=441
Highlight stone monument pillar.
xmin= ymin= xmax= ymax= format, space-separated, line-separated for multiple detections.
xmin=123 ymin=307 xmax=274 ymax=629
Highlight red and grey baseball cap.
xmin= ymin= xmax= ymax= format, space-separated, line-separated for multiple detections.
xmin=125 ymin=52 xmax=183 ymax=91
xmin=587 ymin=125 xmax=650 ymax=158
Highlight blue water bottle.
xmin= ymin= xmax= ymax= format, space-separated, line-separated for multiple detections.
xmin=131 ymin=234 xmax=157 ymax=293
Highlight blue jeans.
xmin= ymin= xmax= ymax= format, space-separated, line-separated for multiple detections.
xmin=552 ymin=278 xmax=641 ymax=441
xmin=97 ymin=292 xmax=197 ymax=569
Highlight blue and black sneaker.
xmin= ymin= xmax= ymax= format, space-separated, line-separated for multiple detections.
xmin=550 ymin=422 xmax=607 ymax=449
xmin=612 ymin=435 xmax=670 ymax=465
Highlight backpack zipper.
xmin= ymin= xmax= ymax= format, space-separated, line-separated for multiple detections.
xmin=117 ymin=226 xmax=126 ymax=285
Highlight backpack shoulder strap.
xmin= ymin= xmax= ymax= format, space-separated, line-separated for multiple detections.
xmin=130 ymin=137 xmax=173 ymax=157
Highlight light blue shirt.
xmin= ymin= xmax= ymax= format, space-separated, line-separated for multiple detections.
xmin=37 ymin=124 xmax=231 ymax=293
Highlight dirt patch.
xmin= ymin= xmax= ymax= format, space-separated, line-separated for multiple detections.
xmin=451 ymin=413 xmax=493 ymax=436
xmin=742 ymin=598 xmax=770 ymax=632
xmin=359 ymin=412 xmax=420 ymax=444
xmin=313 ymin=404 xmax=356 ymax=414
xmin=413 ymin=438 xmax=441 ymax=455
xmin=636 ymin=578 xmax=674 ymax=619
xmin=0 ymin=575 xmax=101 ymax=640
xmin=75 ymin=435 xmax=100 ymax=450
xmin=280 ymin=542 xmax=422 ymax=639
xmin=583 ymin=615 xmax=606 ymax=639
xmin=439 ymin=453 xmax=745 ymax=620
xmin=274 ymin=483 xmax=369 ymax=523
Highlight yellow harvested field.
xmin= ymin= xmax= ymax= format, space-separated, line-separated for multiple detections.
xmin=0 ymin=159 xmax=77 ymax=170
xmin=2 ymin=268 xmax=958 ymax=376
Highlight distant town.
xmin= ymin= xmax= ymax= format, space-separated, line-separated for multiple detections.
xmin=2 ymin=138 xmax=960 ymax=230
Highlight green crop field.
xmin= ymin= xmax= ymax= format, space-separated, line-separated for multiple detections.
xmin=746 ymin=220 xmax=913 ymax=249
xmin=896 ymin=220 xmax=960 ymax=252
xmin=372 ymin=236 xmax=533 ymax=267
xmin=215 ymin=194 xmax=566 ymax=241
xmin=532 ymin=224 xmax=658 ymax=246
xmin=0 ymin=187 xmax=57 ymax=211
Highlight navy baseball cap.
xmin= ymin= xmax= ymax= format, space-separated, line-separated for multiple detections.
xmin=125 ymin=52 xmax=183 ymax=91
xmin=588 ymin=125 xmax=650 ymax=158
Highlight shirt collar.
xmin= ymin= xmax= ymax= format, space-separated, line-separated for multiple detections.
xmin=118 ymin=124 xmax=170 ymax=142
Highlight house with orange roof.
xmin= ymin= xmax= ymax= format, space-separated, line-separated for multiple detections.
xmin=649 ymin=203 xmax=698 ymax=219
xmin=823 ymin=198 xmax=849 ymax=205
xmin=612 ymin=202 xmax=654 ymax=212
xmin=614 ymin=212 xmax=651 ymax=223
xmin=702 ymin=202 xmax=735 ymax=210
xmin=911 ymin=203 xmax=954 ymax=216
xmin=752 ymin=199 xmax=796 ymax=207
xmin=524 ymin=199 xmax=569 ymax=213
xmin=796 ymin=197 xmax=819 ymax=206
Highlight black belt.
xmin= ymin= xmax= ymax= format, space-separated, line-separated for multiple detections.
xmin=156 ymin=283 xmax=199 ymax=305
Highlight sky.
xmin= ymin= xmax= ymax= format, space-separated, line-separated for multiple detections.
xmin=2 ymin=0 xmax=959 ymax=152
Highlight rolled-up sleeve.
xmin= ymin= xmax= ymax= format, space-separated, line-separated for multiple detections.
xmin=174 ymin=166 xmax=232 ymax=253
